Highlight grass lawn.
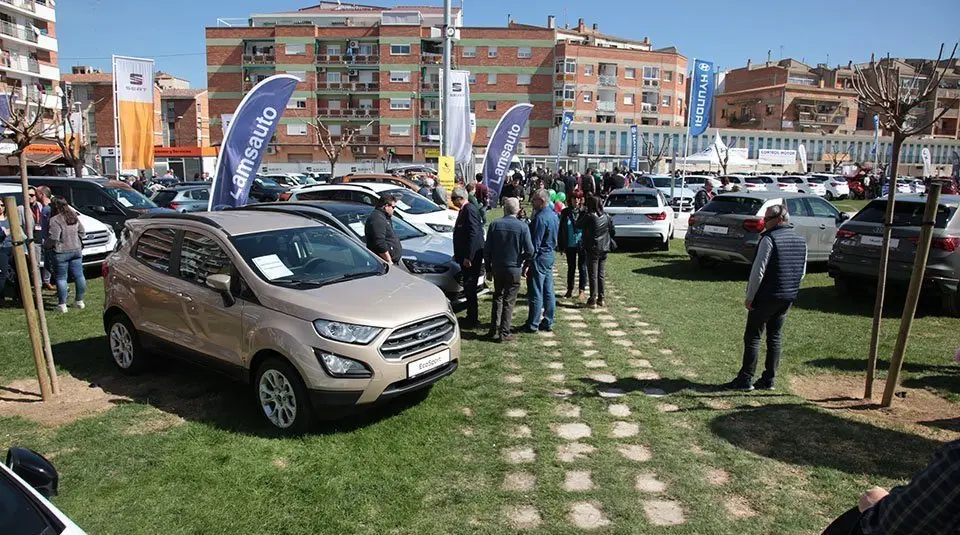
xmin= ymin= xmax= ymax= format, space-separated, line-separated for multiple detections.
xmin=0 ymin=229 xmax=957 ymax=533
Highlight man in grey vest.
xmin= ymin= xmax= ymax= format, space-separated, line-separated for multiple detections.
xmin=726 ymin=204 xmax=807 ymax=391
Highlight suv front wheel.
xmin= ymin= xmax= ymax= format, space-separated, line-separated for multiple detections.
xmin=107 ymin=314 xmax=147 ymax=374
xmin=255 ymin=358 xmax=313 ymax=434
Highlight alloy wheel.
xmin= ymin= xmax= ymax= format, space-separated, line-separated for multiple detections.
xmin=109 ymin=322 xmax=134 ymax=369
xmin=259 ymin=369 xmax=298 ymax=429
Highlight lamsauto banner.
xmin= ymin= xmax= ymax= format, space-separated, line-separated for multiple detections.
xmin=482 ymin=103 xmax=534 ymax=207
xmin=209 ymin=75 xmax=299 ymax=210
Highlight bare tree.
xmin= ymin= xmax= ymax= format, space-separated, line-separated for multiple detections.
xmin=714 ymin=137 xmax=739 ymax=175
xmin=308 ymin=119 xmax=376 ymax=174
xmin=826 ymin=142 xmax=850 ymax=172
xmin=852 ymin=44 xmax=958 ymax=404
xmin=54 ymin=101 xmax=96 ymax=178
xmin=645 ymin=135 xmax=671 ymax=173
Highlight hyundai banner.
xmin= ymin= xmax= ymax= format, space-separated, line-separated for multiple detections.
xmin=629 ymin=125 xmax=639 ymax=171
xmin=446 ymin=70 xmax=473 ymax=164
xmin=482 ymin=103 xmax=534 ymax=207
xmin=688 ymin=59 xmax=715 ymax=137
xmin=555 ymin=111 xmax=574 ymax=172
xmin=208 ymin=75 xmax=299 ymax=210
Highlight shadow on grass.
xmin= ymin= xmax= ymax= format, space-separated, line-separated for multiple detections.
xmin=919 ymin=416 xmax=960 ymax=433
xmin=903 ymin=374 xmax=960 ymax=396
xmin=710 ymin=403 xmax=941 ymax=479
xmin=806 ymin=357 xmax=959 ymax=376
xmin=54 ymin=337 xmax=429 ymax=438
xmin=793 ymin=283 xmax=944 ymax=318
xmin=632 ymin=260 xmax=750 ymax=283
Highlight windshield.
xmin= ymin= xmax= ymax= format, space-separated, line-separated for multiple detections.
xmin=256 ymin=176 xmax=281 ymax=188
xmin=781 ymin=177 xmax=804 ymax=184
xmin=745 ymin=177 xmax=767 ymax=184
xmin=386 ymin=188 xmax=443 ymax=214
xmin=853 ymin=200 xmax=955 ymax=228
xmin=232 ymin=226 xmax=384 ymax=288
xmin=297 ymin=175 xmax=318 ymax=185
xmin=334 ymin=210 xmax=425 ymax=240
xmin=607 ymin=194 xmax=659 ymax=208
xmin=103 ymin=186 xmax=157 ymax=210
xmin=702 ymin=196 xmax=765 ymax=215
xmin=650 ymin=177 xmax=680 ymax=188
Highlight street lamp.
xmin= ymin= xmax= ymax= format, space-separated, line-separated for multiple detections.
xmin=411 ymin=90 xmax=417 ymax=163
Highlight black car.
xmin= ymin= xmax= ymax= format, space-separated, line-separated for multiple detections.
xmin=249 ymin=175 xmax=290 ymax=202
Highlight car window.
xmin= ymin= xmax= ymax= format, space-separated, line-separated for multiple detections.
xmin=189 ymin=189 xmax=210 ymax=201
xmin=806 ymin=176 xmax=827 ymax=183
xmin=103 ymin=186 xmax=157 ymax=209
xmin=702 ymin=196 xmax=765 ymax=215
xmin=152 ymin=191 xmax=177 ymax=206
xmin=293 ymin=190 xmax=332 ymax=202
xmin=135 ymin=228 xmax=176 ymax=272
xmin=853 ymin=200 xmax=955 ymax=228
xmin=606 ymin=194 xmax=659 ymax=208
xmin=807 ymin=198 xmax=839 ymax=218
xmin=179 ymin=231 xmax=232 ymax=285
xmin=71 ymin=185 xmax=106 ymax=209
xmin=387 ymin=188 xmax=443 ymax=214
xmin=350 ymin=192 xmax=375 ymax=205
xmin=785 ymin=198 xmax=810 ymax=217
xmin=0 ymin=470 xmax=56 ymax=535
xmin=744 ymin=177 xmax=765 ymax=184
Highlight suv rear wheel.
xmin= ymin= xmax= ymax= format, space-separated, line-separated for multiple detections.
xmin=255 ymin=358 xmax=313 ymax=434
xmin=107 ymin=314 xmax=147 ymax=374
xmin=943 ymin=290 xmax=960 ymax=318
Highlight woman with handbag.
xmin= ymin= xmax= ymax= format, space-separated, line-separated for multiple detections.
xmin=577 ymin=195 xmax=616 ymax=309
xmin=46 ymin=197 xmax=86 ymax=313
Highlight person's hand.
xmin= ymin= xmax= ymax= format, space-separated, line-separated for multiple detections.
xmin=463 ymin=259 xmax=472 ymax=269
xmin=744 ymin=300 xmax=753 ymax=311
xmin=859 ymin=487 xmax=889 ymax=512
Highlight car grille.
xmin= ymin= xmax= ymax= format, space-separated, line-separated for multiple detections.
xmin=84 ymin=230 xmax=110 ymax=248
xmin=380 ymin=315 xmax=456 ymax=361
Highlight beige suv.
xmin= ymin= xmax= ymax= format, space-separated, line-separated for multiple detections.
xmin=102 ymin=211 xmax=460 ymax=434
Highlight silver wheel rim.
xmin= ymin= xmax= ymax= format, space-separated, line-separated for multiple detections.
xmin=259 ymin=369 xmax=297 ymax=429
xmin=109 ymin=322 xmax=134 ymax=369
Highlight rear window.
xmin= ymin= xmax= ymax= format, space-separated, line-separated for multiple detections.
xmin=852 ymin=200 xmax=955 ymax=229
xmin=152 ymin=191 xmax=177 ymax=205
xmin=781 ymin=177 xmax=804 ymax=184
xmin=745 ymin=177 xmax=766 ymax=184
xmin=701 ymin=196 xmax=765 ymax=215
xmin=103 ymin=186 xmax=157 ymax=210
xmin=606 ymin=194 xmax=659 ymax=208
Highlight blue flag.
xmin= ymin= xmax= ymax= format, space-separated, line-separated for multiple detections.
xmin=688 ymin=59 xmax=714 ymax=137
xmin=872 ymin=114 xmax=880 ymax=158
xmin=483 ymin=103 xmax=534 ymax=207
xmin=209 ymin=75 xmax=299 ymax=210
xmin=629 ymin=125 xmax=639 ymax=171
xmin=555 ymin=111 xmax=574 ymax=173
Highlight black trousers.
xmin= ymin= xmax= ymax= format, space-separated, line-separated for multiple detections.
xmin=490 ymin=270 xmax=522 ymax=338
xmin=565 ymin=247 xmax=587 ymax=293
xmin=586 ymin=251 xmax=607 ymax=304
xmin=460 ymin=250 xmax=484 ymax=322
xmin=739 ymin=298 xmax=792 ymax=382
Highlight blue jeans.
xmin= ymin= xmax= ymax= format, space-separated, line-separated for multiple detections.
xmin=0 ymin=247 xmax=10 ymax=301
xmin=525 ymin=256 xmax=555 ymax=331
xmin=54 ymin=250 xmax=86 ymax=306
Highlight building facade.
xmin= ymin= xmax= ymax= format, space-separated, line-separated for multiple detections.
xmin=0 ymin=0 xmax=58 ymax=108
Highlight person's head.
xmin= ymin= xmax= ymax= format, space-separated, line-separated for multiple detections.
xmin=0 ymin=201 xmax=5 ymax=218
xmin=52 ymin=197 xmax=78 ymax=225
xmin=502 ymin=197 xmax=520 ymax=217
xmin=36 ymin=186 xmax=51 ymax=204
xmin=531 ymin=189 xmax=550 ymax=211
xmin=585 ymin=195 xmax=602 ymax=214
xmin=377 ymin=194 xmax=399 ymax=215
xmin=704 ymin=180 xmax=714 ymax=192
xmin=721 ymin=176 xmax=730 ymax=186
xmin=27 ymin=186 xmax=37 ymax=205
xmin=512 ymin=176 xmax=521 ymax=185
xmin=424 ymin=177 xmax=435 ymax=188
xmin=571 ymin=190 xmax=584 ymax=207
xmin=475 ymin=173 xmax=483 ymax=183
xmin=763 ymin=204 xmax=789 ymax=231
xmin=450 ymin=186 xmax=469 ymax=208
xmin=194 ymin=172 xmax=200 ymax=179
xmin=465 ymin=182 xmax=476 ymax=194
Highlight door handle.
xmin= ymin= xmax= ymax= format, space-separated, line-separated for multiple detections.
xmin=819 ymin=224 xmax=827 ymax=230
xmin=177 ymin=292 xmax=193 ymax=303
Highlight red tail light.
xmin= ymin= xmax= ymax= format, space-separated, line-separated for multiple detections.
xmin=101 ymin=262 xmax=109 ymax=278
xmin=778 ymin=183 xmax=790 ymax=187
xmin=688 ymin=216 xmax=697 ymax=227
xmin=168 ymin=202 xmax=180 ymax=211
xmin=278 ymin=192 xmax=292 ymax=201
xmin=646 ymin=212 xmax=667 ymax=221
xmin=745 ymin=183 xmax=758 ymax=188
xmin=836 ymin=229 xmax=858 ymax=239
xmin=934 ymin=237 xmax=959 ymax=252
xmin=742 ymin=219 xmax=765 ymax=233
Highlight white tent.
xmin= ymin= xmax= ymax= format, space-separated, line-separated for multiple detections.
xmin=680 ymin=132 xmax=753 ymax=167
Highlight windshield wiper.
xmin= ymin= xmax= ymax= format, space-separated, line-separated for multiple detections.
xmin=315 ymin=270 xmax=381 ymax=287
xmin=271 ymin=278 xmax=323 ymax=288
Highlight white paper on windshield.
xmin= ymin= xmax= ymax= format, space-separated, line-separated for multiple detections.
xmin=117 ymin=197 xmax=133 ymax=208
xmin=252 ymin=254 xmax=294 ymax=280
xmin=348 ymin=222 xmax=366 ymax=237
xmin=396 ymin=200 xmax=411 ymax=210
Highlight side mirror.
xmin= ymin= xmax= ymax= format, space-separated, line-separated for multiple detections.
xmin=838 ymin=212 xmax=851 ymax=223
xmin=206 ymin=274 xmax=236 ymax=307
xmin=91 ymin=205 xmax=107 ymax=214
xmin=6 ymin=447 xmax=58 ymax=499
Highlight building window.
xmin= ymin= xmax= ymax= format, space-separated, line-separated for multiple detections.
xmin=624 ymin=94 xmax=634 ymax=105
xmin=678 ymin=73 xmax=684 ymax=84
xmin=326 ymin=71 xmax=342 ymax=83
xmin=624 ymin=118 xmax=634 ymax=124
xmin=488 ymin=73 xmax=497 ymax=84
xmin=721 ymin=108 xmax=727 ymax=118
xmin=663 ymin=71 xmax=672 ymax=82
xmin=390 ymin=44 xmax=411 ymax=55
xmin=521 ymin=123 xmax=530 ymax=138
xmin=390 ymin=71 xmax=411 ymax=83
xmin=327 ymin=44 xmax=341 ymax=56
xmin=487 ymin=101 xmax=497 ymax=112
xmin=462 ymin=46 xmax=476 ymax=58
xmin=517 ymin=74 xmax=532 ymax=86
xmin=390 ymin=98 xmax=412 ymax=110
xmin=765 ymin=104 xmax=774 ymax=116
xmin=583 ymin=92 xmax=592 ymax=102
xmin=564 ymin=86 xmax=575 ymax=100
xmin=662 ymin=95 xmax=671 ymax=107
xmin=327 ymin=99 xmax=341 ymax=110
xmin=584 ymin=65 xmax=594 ymax=76
xmin=389 ymin=125 xmax=411 ymax=136
xmin=285 ymin=44 xmax=306 ymax=55
xmin=643 ymin=66 xmax=660 ymax=86
xmin=565 ymin=60 xmax=577 ymax=74
xmin=470 ymin=101 xmax=476 ymax=112
xmin=625 ymin=68 xmax=636 ymax=79
xmin=469 ymin=73 xmax=477 ymax=84
xmin=488 ymin=46 xmax=498 ymax=58
xmin=517 ymin=47 xmax=532 ymax=59
xmin=287 ymin=123 xmax=307 ymax=136
xmin=289 ymin=71 xmax=306 ymax=82
xmin=328 ymin=124 xmax=342 ymax=136
xmin=287 ymin=98 xmax=307 ymax=109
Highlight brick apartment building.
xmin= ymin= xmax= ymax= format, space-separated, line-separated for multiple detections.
xmin=714 ymin=58 xmax=859 ymax=136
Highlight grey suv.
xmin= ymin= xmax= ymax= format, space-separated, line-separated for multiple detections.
xmin=829 ymin=194 xmax=960 ymax=316
xmin=103 ymin=211 xmax=460 ymax=433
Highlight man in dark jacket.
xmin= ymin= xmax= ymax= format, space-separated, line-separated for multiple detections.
xmin=581 ymin=169 xmax=596 ymax=197
xmin=451 ymin=186 xmax=485 ymax=327
xmin=524 ymin=188 xmax=559 ymax=333
xmin=694 ymin=180 xmax=715 ymax=211
xmin=364 ymin=194 xmax=402 ymax=265
xmin=558 ymin=191 xmax=586 ymax=300
xmin=484 ymin=197 xmax=534 ymax=343
xmin=726 ymin=204 xmax=807 ymax=391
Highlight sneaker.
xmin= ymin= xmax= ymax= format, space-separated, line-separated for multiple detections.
xmin=753 ymin=378 xmax=775 ymax=391
xmin=522 ymin=325 xmax=539 ymax=334
xmin=723 ymin=378 xmax=754 ymax=392
xmin=56 ymin=304 xmax=67 ymax=314
xmin=597 ymin=299 xmax=605 ymax=308
xmin=538 ymin=321 xmax=553 ymax=333
xmin=496 ymin=334 xmax=517 ymax=344
xmin=74 ymin=300 xmax=86 ymax=310
xmin=586 ymin=300 xmax=597 ymax=309
xmin=564 ymin=291 xmax=573 ymax=299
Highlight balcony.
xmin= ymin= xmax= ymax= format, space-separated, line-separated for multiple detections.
xmin=729 ymin=113 xmax=759 ymax=126
xmin=421 ymin=108 xmax=440 ymax=119
xmin=351 ymin=134 xmax=380 ymax=145
xmin=243 ymin=54 xmax=275 ymax=65
xmin=0 ymin=0 xmax=55 ymax=21
xmin=421 ymin=52 xmax=443 ymax=65
xmin=346 ymin=54 xmax=379 ymax=65
xmin=797 ymin=111 xmax=846 ymax=125
xmin=316 ymin=81 xmax=380 ymax=92
xmin=935 ymin=106 xmax=959 ymax=119
xmin=316 ymin=108 xmax=378 ymax=119
xmin=554 ymin=73 xmax=576 ymax=86
xmin=641 ymin=103 xmax=658 ymax=114
xmin=420 ymin=80 xmax=440 ymax=91
xmin=0 ymin=54 xmax=38 ymax=74
xmin=0 ymin=19 xmax=34 ymax=43
xmin=420 ymin=135 xmax=440 ymax=145
xmin=597 ymin=101 xmax=616 ymax=112
xmin=598 ymin=75 xmax=617 ymax=87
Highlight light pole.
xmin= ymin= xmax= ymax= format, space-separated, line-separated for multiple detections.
xmin=441 ymin=0 xmax=453 ymax=158
xmin=411 ymin=90 xmax=417 ymax=162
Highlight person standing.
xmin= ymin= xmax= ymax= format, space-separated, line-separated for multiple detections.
xmin=484 ymin=198 xmax=533 ymax=343
xmin=418 ymin=178 xmax=432 ymax=199
xmin=432 ymin=179 xmax=448 ymax=208
xmin=581 ymin=169 xmax=596 ymax=197
xmin=524 ymin=189 xmax=559 ymax=333
xmin=363 ymin=194 xmax=402 ymax=265
xmin=451 ymin=186 xmax=485 ymax=328
xmin=474 ymin=174 xmax=489 ymax=208
xmin=35 ymin=186 xmax=55 ymax=291
xmin=578 ymin=196 xmax=615 ymax=308
xmin=558 ymin=191 xmax=587 ymax=300
xmin=725 ymin=204 xmax=807 ymax=391
xmin=0 ymin=202 xmax=12 ymax=307
xmin=46 ymin=198 xmax=86 ymax=313
xmin=694 ymin=180 xmax=715 ymax=211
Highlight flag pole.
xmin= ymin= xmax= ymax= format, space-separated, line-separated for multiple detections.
xmin=675 ymin=57 xmax=696 ymax=206
xmin=111 ymin=55 xmax=122 ymax=178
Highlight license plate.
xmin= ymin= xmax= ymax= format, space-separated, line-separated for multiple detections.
xmin=704 ymin=225 xmax=728 ymax=235
xmin=407 ymin=349 xmax=451 ymax=378
xmin=860 ymin=236 xmax=883 ymax=246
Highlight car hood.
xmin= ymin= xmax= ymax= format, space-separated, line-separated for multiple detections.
xmin=136 ymin=207 xmax=174 ymax=214
xmin=657 ymin=186 xmax=695 ymax=197
xmin=401 ymin=234 xmax=455 ymax=265
xmin=256 ymin=267 xmax=448 ymax=326
xmin=76 ymin=212 xmax=109 ymax=232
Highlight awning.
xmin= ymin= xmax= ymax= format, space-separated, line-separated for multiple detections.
xmin=0 ymin=152 xmax=61 ymax=167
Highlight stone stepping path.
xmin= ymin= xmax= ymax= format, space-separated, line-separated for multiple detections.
xmin=504 ymin=505 xmax=542 ymax=529
xmin=583 ymin=359 xmax=607 ymax=369
xmin=568 ymin=502 xmax=611 ymax=529
xmin=503 ymin=447 xmax=536 ymax=464
xmin=503 ymin=472 xmax=537 ymax=491
xmin=554 ymin=403 xmax=581 ymax=418
xmin=563 ymin=470 xmax=594 ymax=492
xmin=553 ymin=422 xmax=592 ymax=441
xmin=642 ymin=500 xmax=686 ymax=526
xmin=618 ymin=444 xmax=652 ymax=462
xmin=546 ymin=361 xmax=564 ymax=369
xmin=609 ymin=421 xmax=639 ymax=438
xmin=608 ymin=404 xmax=631 ymax=417
xmin=635 ymin=472 xmax=667 ymax=493
xmin=557 ymin=442 xmax=596 ymax=463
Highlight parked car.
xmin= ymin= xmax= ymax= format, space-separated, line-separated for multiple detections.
xmin=260 ymin=173 xmax=306 ymax=189
xmin=1 ymin=447 xmax=87 ymax=534
xmin=806 ymin=174 xmax=851 ymax=200
xmin=285 ymin=183 xmax=458 ymax=235
xmin=386 ymin=165 xmax=438 ymax=176
xmin=681 ymin=175 xmax=722 ymax=193
xmin=0 ymin=185 xmax=117 ymax=267
xmin=829 ymin=194 xmax=960 ymax=316
xmin=720 ymin=175 xmax=772 ymax=192
xmin=685 ymin=192 xmax=849 ymax=266
xmin=304 ymin=171 xmax=333 ymax=184
xmin=634 ymin=175 xmax=696 ymax=212
xmin=0 ymin=176 xmax=168 ymax=234
xmin=332 ymin=173 xmax=420 ymax=190
xmin=151 ymin=185 xmax=210 ymax=213
xmin=238 ymin=201 xmax=484 ymax=303
xmin=779 ymin=176 xmax=826 ymax=196
xmin=604 ymin=188 xmax=675 ymax=250
xmin=103 ymin=211 xmax=460 ymax=433
xmin=761 ymin=175 xmax=799 ymax=193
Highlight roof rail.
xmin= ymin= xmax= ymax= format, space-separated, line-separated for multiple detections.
xmin=138 ymin=212 xmax=223 ymax=229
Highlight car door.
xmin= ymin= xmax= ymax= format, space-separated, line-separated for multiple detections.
xmin=71 ymin=184 xmax=127 ymax=230
xmin=806 ymin=197 xmax=842 ymax=260
xmin=130 ymin=227 xmax=193 ymax=343
xmin=176 ymin=230 xmax=245 ymax=374
xmin=783 ymin=197 xmax=820 ymax=259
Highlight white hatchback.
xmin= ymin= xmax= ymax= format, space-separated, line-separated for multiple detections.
xmin=604 ymin=188 xmax=675 ymax=250
xmin=764 ymin=175 xmax=800 ymax=193
xmin=807 ymin=174 xmax=851 ymax=200
xmin=780 ymin=176 xmax=826 ymax=196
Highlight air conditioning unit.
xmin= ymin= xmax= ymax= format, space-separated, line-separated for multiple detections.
xmin=349 ymin=70 xmax=358 ymax=76
xmin=348 ymin=40 xmax=359 ymax=49
xmin=318 ymin=67 xmax=327 ymax=73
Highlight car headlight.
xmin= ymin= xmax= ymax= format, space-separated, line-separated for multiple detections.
xmin=402 ymin=258 xmax=450 ymax=274
xmin=315 ymin=350 xmax=372 ymax=378
xmin=427 ymin=223 xmax=454 ymax=233
xmin=313 ymin=320 xmax=382 ymax=344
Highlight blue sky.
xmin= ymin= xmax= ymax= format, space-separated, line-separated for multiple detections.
xmin=58 ymin=0 xmax=959 ymax=87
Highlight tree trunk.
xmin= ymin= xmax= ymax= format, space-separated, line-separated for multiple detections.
xmin=73 ymin=159 xmax=85 ymax=179
xmin=864 ymin=131 xmax=903 ymax=399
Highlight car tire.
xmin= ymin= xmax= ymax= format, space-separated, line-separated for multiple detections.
xmin=690 ymin=254 xmax=712 ymax=269
xmin=255 ymin=357 xmax=314 ymax=435
xmin=942 ymin=290 xmax=960 ymax=318
xmin=826 ymin=191 xmax=835 ymax=201
xmin=834 ymin=275 xmax=862 ymax=297
xmin=106 ymin=313 xmax=148 ymax=374
xmin=659 ymin=233 xmax=670 ymax=251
